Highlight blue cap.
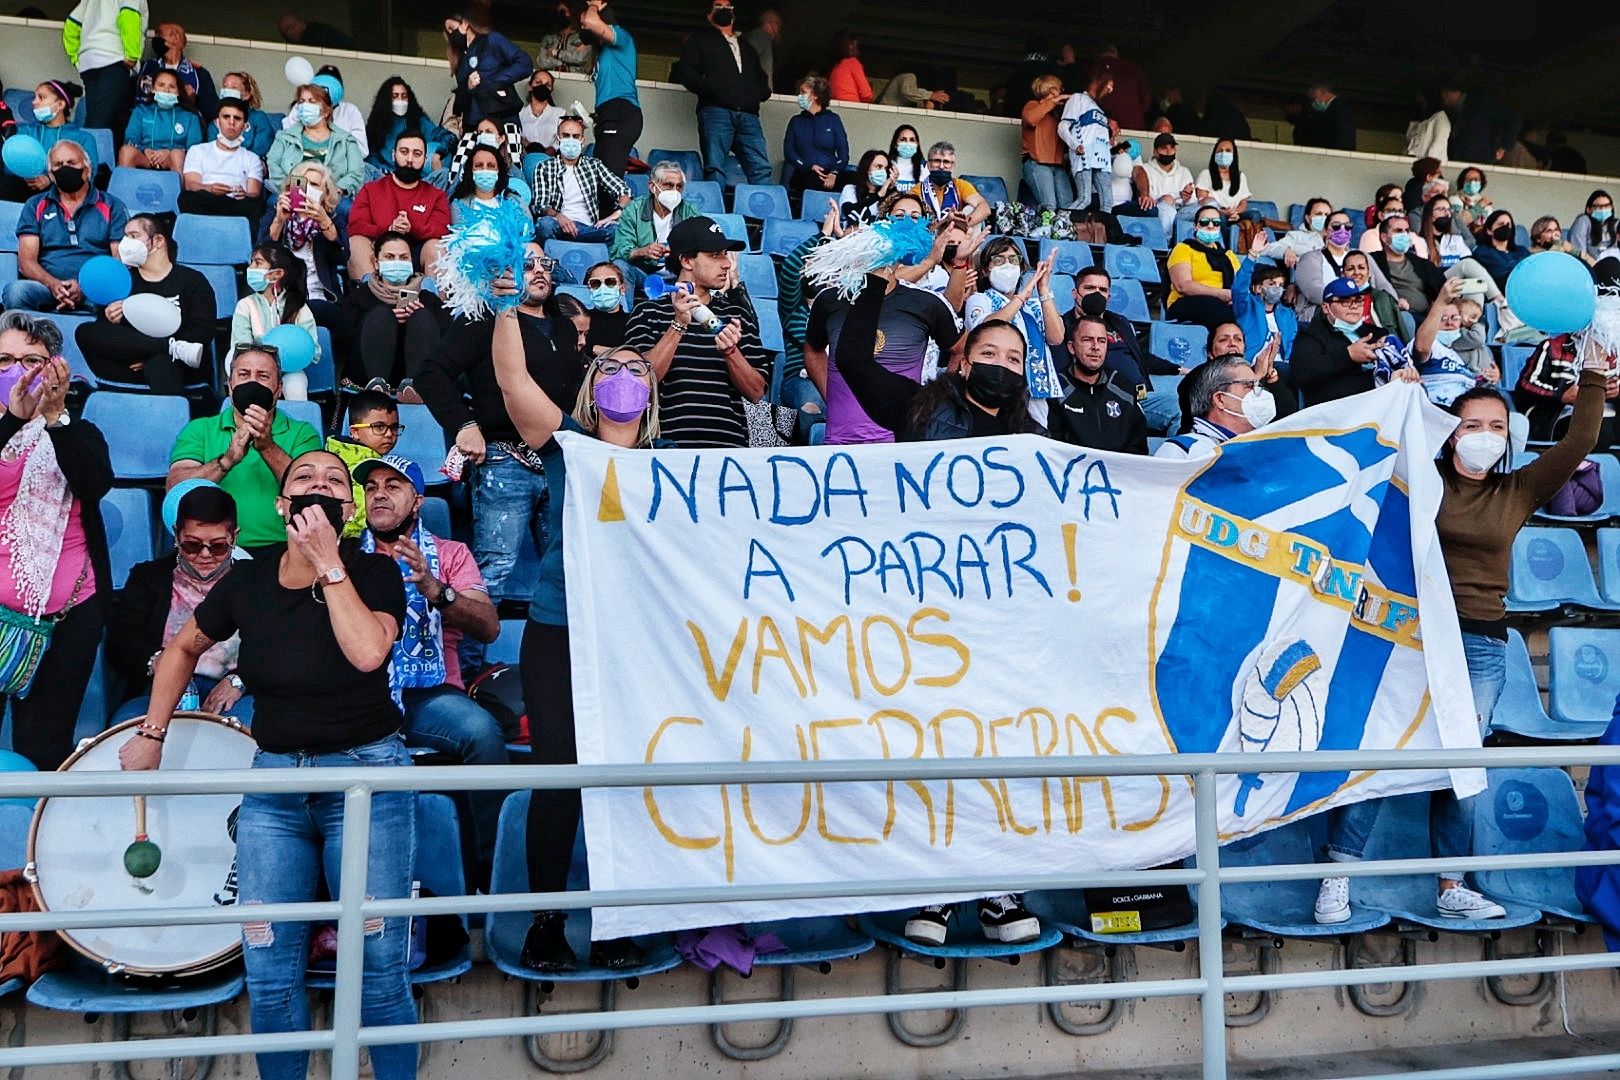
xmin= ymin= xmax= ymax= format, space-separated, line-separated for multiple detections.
xmin=1322 ymin=276 xmax=1363 ymax=300
xmin=352 ymin=454 xmax=425 ymax=495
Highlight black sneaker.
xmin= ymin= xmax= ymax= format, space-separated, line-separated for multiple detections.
xmin=978 ymin=894 xmax=1040 ymax=943
xmin=588 ymin=936 xmax=645 ymax=970
xmin=519 ymin=911 xmax=576 ymax=972
xmin=903 ymin=904 xmax=953 ymax=946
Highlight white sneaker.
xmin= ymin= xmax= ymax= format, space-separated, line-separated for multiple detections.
xmin=1437 ymin=885 xmax=1506 ymax=920
xmin=977 ymin=894 xmax=1041 ymax=943
xmin=1314 ymin=876 xmax=1351 ymax=924
xmin=903 ymin=904 xmax=953 ymax=946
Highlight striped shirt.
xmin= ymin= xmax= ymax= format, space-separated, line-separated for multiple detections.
xmin=625 ymin=291 xmax=771 ymax=448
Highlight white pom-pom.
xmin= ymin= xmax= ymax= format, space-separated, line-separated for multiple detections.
xmin=1576 ymin=287 xmax=1620 ymax=368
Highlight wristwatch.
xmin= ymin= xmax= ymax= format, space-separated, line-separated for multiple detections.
xmin=317 ymin=565 xmax=347 ymax=586
xmin=225 ymin=674 xmax=245 ymax=691
xmin=432 ymin=585 xmax=458 ymax=609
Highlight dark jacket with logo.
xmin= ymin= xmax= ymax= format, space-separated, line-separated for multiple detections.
xmin=1289 ymin=315 xmax=1377 ymax=405
xmin=672 ymin=26 xmax=771 ymax=114
xmin=1046 ymin=369 xmax=1149 ymax=454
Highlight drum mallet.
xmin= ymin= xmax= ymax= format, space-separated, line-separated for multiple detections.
xmin=124 ymin=796 xmax=162 ymax=878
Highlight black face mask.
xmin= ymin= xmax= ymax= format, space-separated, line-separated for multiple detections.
xmin=927 ymin=168 xmax=952 ymax=186
xmin=1078 ymin=291 xmax=1108 ymax=318
xmin=50 ymin=165 xmax=85 ymax=193
xmin=447 ymin=29 xmax=468 ymax=49
xmin=965 ymin=362 xmax=1025 ymax=408
xmin=1492 ymin=224 xmax=1515 ymax=243
xmin=368 ymin=510 xmax=417 ymax=543
xmin=150 ymin=34 xmax=168 ymax=57
xmin=529 ymin=85 xmax=552 ymax=103
xmin=711 ymin=7 xmax=734 ymax=26
xmin=286 ymin=492 xmax=347 ymax=535
xmin=1430 ymin=216 xmax=1452 ymax=233
xmin=1155 ymin=153 xmax=1176 ymax=166
xmin=393 ymin=163 xmax=422 ymax=184
xmin=231 ymin=379 xmax=275 ymax=416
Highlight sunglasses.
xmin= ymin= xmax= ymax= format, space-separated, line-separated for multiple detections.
xmin=889 ymin=211 xmax=923 ymax=222
xmin=0 ymin=353 xmax=50 ymax=367
xmin=351 ymin=422 xmax=406 ymax=437
xmin=1196 ymin=219 xmax=1222 ymax=227
xmin=524 ymin=256 xmax=558 ymax=272
xmin=598 ymin=358 xmax=651 ymax=376
xmin=178 ymin=538 xmax=234 ymax=557
xmin=585 ymin=277 xmax=621 ymax=289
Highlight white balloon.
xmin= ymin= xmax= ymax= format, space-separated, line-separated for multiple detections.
xmin=284 ymin=56 xmax=315 ymax=87
xmin=280 ymin=371 xmax=309 ymax=401
xmin=121 ymin=293 xmax=182 ymax=339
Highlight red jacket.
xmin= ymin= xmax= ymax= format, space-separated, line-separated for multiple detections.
xmin=348 ymin=176 xmax=451 ymax=244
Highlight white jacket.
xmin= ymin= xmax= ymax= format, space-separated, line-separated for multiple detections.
xmin=63 ymin=0 xmax=147 ymax=72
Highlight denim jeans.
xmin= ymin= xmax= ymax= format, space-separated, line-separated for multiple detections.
xmin=236 ymin=734 xmax=418 ymax=1080
xmin=697 ymin=107 xmax=772 ymax=185
xmin=112 ymin=675 xmax=257 ymax=729
xmin=401 ymin=686 xmax=508 ymax=869
xmin=534 ymin=216 xmax=618 ymax=248
xmin=463 ymin=450 xmax=549 ymax=671
xmin=1157 ymin=200 xmax=1197 ymax=238
xmin=1141 ymin=388 xmax=1182 ymax=436
xmin=1021 ymin=161 xmax=1074 ymax=210
xmin=1072 ymin=167 xmax=1111 ymax=213
xmin=2 ymin=280 xmax=88 ymax=313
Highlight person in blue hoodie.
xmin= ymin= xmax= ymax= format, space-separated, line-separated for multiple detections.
xmin=1232 ymin=236 xmax=1299 ymax=369
xmin=782 ymin=76 xmax=847 ymax=207
xmin=444 ymin=14 xmax=533 ymax=127
xmin=118 ymin=68 xmax=201 ymax=173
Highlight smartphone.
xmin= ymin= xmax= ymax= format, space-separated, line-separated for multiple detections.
xmin=286 ymin=185 xmax=305 ymax=211
xmin=395 ymin=287 xmax=420 ymax=307
xmin=942 ymin=243 xmax=960 ymax=264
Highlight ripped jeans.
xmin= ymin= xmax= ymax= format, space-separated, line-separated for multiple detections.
xmin=236 ymin=734 xmax=418 ymax=1080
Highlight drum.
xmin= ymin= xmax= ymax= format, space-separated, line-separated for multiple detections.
xmin=27 ymin=713 xmax=257 ymax=976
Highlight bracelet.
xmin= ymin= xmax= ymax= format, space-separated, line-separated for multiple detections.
xmin=1039 ymin=293 xmax=1055 ymax=302
xmin=134 ymin=726 xmax=166 ymax=743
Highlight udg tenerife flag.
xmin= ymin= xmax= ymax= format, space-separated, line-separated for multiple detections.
xmin=562 ymin=383 xmax=1480 ymax=939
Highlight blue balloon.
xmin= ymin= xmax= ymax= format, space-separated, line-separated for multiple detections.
xmin=1507 ymin=251 xmax=1597 ymax=335
xmin=1 ymin=134 xmax=46 ymax=179
xmin=163 ymin=478 xmax=220 ymax=532
xmin=0 ymin=749 xmax=35 ymax=807
xmin=262 ymin=324 xmax=317 ymax=373
xmin=79 ymin=255 xmax=132 ymax=307
xmin=312 ymin=74 xmax=343 ymax=105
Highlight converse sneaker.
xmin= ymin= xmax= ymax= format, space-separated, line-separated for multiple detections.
xmin=1437 ymin=884 xmax=1506 ymax=920
xmin=1314 ymin=876 xmax=1351 ymax=924
xmin=978 ymin=894 xmax=1040 ymax=943
xmin=903 ymin=904 xmax=953 ymax=946
xmin=588 ymin=936 xmax=645 ymax=970
xmin=519 ymin=911 xmax=576 ymax=972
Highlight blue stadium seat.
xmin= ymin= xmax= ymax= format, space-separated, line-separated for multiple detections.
xmin=1221 ymin=818 xmax=1389 ymax=937
xmin=1149 ymin=321 xmax=1209 ymax=368
xmin=278 ymin=398 xmax=323 ymax=433
xmin=1104 ymin=243 xmax=1162 ymax=284
xmin=761 ymin=218 xmax=817 ymax=258
xmin=101 ymin=488 xmax=155 ymax=589
xmin=394 ymin=403 xmax=449 ymax=485
xmin=83 ymin=392 xmax=190 ymax=481
xmin=1119 ymin=216 xmax=1167 ymax=251
xmin=543 ymin=239 xmax=610 ymax=286
xmin=1288 ymin=204 xmax=1306 ymax=227
xmin=1248 ymin=200 xmax=1280 ymax=223
xmin=1107 ymin=279 xmax=1152 ymax=323
xmin=27 ymin=961 xmax=245 ymax=1018
xmin=420 ymin=494 xmax=451 ymax=539
xmin=308 ymin=327 xmax=336 ymax=396
xmin=107 ymin=167 xmax=180 ymax=215
xmin=33 ymin=312 xmax=95 ymax=386
xmin=0 ymin=89 xmax=28 ymax=120
xmin=710 ymin=212 xmax=752 ymax=250
xmin=756 ymin=300 xmax=784 ymax=353
xmin=733 ymin=183 xmax=790 ymax=220
xmin=194 ymin=263 xmax=239 ymax=320
xmin=648 ymin=149 xmax=704 ymax=188
xmin=488 ymin=618 xmax=525 ymax=666
xmin=521 ymin=152 xmax=544 ymax=187
xmin=1489 ymin=629 xmax=1562 ymax=741
xmin=1049 ymin=272 xmax=1075 ymax=314
xmin=84 ymin=128 xmax=115 ymax=174
xmin=1535 ymin=455 xmax=1620 ymax=524
xmin=962 ymin=175 xmax=1009 ymax=205
xmin=682 ymin=180 xmax=725 ymax=215
xmin=1515 ymin=224 xmax=1531 ymax=249
xmin=1546 ymin=626 xmax=1620 ymax=738
xmin=1596 ymin=529 xmax=1620 ymax=606
xmin=1037 ymin=239 xmax=1093 ymax=277
xmin=798 ymin=188 xmax=840 ymax=221
xmin=1506 ymin=527 xmax=1615 ymax=613
xmin=0 ymin=252 xmax=15 ymax=288
xmin=624 ymin=173 xmax=650 ymax=198
xmin=0 ymin=201 xmax=23 ymax=252
xmin=175 ymin=214 xmax=251 ymax=266
xmin=1499 ymin=343 xmax=1535 ymax=391
xmin=1472 ymin=768 xmax=1593 ymax=922
xmin=738 ymin=253 xmax=778 ymax=298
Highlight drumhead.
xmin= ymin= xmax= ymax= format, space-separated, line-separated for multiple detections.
xmin=28 ymin=713 xmax=256 ymax=976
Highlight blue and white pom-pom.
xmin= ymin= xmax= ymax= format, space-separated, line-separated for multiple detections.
xmin=802 ymin=215 xmax=938 ymax=300
xmin=433 ymin=197 xmax=533 ymax=321
xmin=1576 ymin=287 xmax=1620 ymax=366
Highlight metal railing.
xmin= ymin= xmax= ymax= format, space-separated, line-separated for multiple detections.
xmin=2 ymin=745 xmax=1620 ymax=1080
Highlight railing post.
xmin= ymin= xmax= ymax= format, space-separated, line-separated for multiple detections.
xmin=330 ymin=785 xmax=374 ymax=1080
xmin=1194 ymin=768 xmax=1227 ymax=1080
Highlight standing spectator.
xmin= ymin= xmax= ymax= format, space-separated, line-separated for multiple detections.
xmin=75 ymin=213 xmax=214 ymax=392
xmin=532 ymin=115 xmax=630 ymax=244
xmin=20 ymin=81 xmax=101 ymax=176
xmin=1069 ymin=268 xmax=1184 ymax=434
xmin=517 ymin=70 xmax=565 ymax=154
xmin=578 ymin=0 xmax=642 ymax=178
xmin=5 ymin=141 xmax=126 ymax=313
xmin=672 ymin=0 xmax=773 ymax=185
xmin=837 ymin=150 xmax=893 ymax=226
xmin=0 ymin=318 xmax=110 ymax=771
xmin=744 ymin=8 xmax=782 ymax=95
xmin=1047 ymin=315 xmax=1148 ymax=454
xmin=180 ymin=99 xmax=266 ymax=226
xmin=212 ymin=72 xmax=277 ymax=159
xmin=623 ymin=216 xmax=768 ymax=447
xmin=444 ymin=13 xmax=533 ymax=128
xmin=63 ymin=0 xmax=144 ymax=135
xmin=1471 ymin=210 xmax=1529 ymax=290
xmin=279 ymin=66 xmax=368 ymax=158
xmin=277 ymin=12 xmax=355 ymax=49
xmin=1194 ymin=138 xmax=1251 ymax=223
xmin=918 ymin=141 xmax=989 ymax=224
xmin=611 ymin=160 xmax=697 ymax=291
xmin=348 ymin=132 xmax=450 ymax=281
xmin=1059 ymin=64 xmax=1114 ymax=213
xmin=827 ymin=30 xmax=873 ymax=104
xmin=783 ymin=77 xmax=847 ymax=203
xmin=267 ymin=84 xmax=363 ymax=196
xmin=1166 ymin=204 xmax=1240 ymax=330
xmin=1021 ymin=75 xmax=1073 ymax=210
xmin=365 ymin=77 xmax=455 ymax=174
xmin=1440 ymin=82 xmax=1521 ymax=165
xmin=1001 ymin=41 xmax=1058 ymax=119
xmin=889 ymin=124 xmax=923 ymax=192
xmin=264 ymin=163 xmax=347 ymax=343
xmin=118 ymin=69 xmax=201 ymax=173
xmin=536 ymin=2 xmax=594 ymax=74
xmin=1296 ymin=82 xmax=1355 ymax=151
xmin=1132 ymin=132 xmax=1196 ymax=236
xmin=1095 ymin=44 xmax=1148 ymax=131
xmin=230 ymin=244 xmax=320 ymax=359
xmin=135 ymin=21 xmax=216 ymax=119
xmin=1571 ymin=190 xmax=1617 ymax=264
xmin=341 ymin=236 xmax=448 ymax=394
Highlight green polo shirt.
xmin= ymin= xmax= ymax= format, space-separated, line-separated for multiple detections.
xmin=169 ymin=404 xmax=324 ymax=547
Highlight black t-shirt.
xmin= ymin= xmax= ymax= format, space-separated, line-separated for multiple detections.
xmin=193 ymin=545 xmax=407 ymax=754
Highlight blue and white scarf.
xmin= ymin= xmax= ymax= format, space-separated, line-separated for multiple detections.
xmin=982 ymin=289 xmax=1065 ymax=400
xmin=362 ymin=520 xmax=445 ymax=708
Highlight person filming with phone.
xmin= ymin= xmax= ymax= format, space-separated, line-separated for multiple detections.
xmin=340 ymin=235 xmax=448 ymax=398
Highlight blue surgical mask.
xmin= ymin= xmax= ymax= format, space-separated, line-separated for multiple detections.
xmin=1462 ymin=180 xmax=1483 ymax=196
xmin=588 ymin=284 xmax=621 ymax=312
xmin=31 ymin=105 xmax=54 ymax=123
xmin=1332 ymin=317 xmax=1361 ymax=339
xmin=1594 ymin=208 xmax=1614 ymax=223
xmin=472 ymin=169 xmax=499 ymax=192
xmin=1389 ymin=232 xmax=1413 ymax=254
xmin=868 ymin=168 xmax=888 ymax=187
xmin=896 ymin=142 xmax=917 ymax=159
xmin=558 ymin=136 xmax=582 ymax=159
xmin=378 ymin=259 xmax=413 ymax=284
xmin=1308 ymin=213 xmax=1326 ymax=231
xmin=797 ymin=93 xmax=812 ymax=111
xmin=219 ymin=87 xmax=242 ymax=100
xmin=1194 ymin=227 xmax=1222 ymax=245
xmin=245 ymin=267 xmax=270 ymax=292
xmin=296 ymin=102 xmax=322 ymax=126
xmin=153 ymin=91 xmax=179 ymax=108
xmin=1436 ymin=328 xmax=1462 ymax=346
xmin=1213 ymin=150 xmax=1233 ymax=167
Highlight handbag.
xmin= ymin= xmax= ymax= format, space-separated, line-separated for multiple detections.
xmin=473 ymin=82 xmax=522 ymax=119
xmin=0 ymin=563 xmax=88 ymax=698
xmin=745 ymin=399 xmax=797 ymax=448
xmin=1081 ymin=863 xmax=1195 ymax=933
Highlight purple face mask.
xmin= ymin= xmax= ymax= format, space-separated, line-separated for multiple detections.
xmin=1328 ymin=226 xmax=1352 ymax=246
xmin=0 ymin=364 xmax=34 ymax=406
xmin=594 ymin=367 xmax=650 ymax=424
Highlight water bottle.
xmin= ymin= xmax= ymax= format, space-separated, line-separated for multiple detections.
xmin=179 ymin=680 xmax=200 ymax=712
xmin=643 ymin=276 xmax=724 ymax=333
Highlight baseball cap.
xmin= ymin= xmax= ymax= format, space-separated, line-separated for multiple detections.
xmin=666 ymin=216 xmax=745 ymax=269
xmin=352 ymin=454 xmax=425 ymax=495
xmin=1153 ymin=133 xmax=1177 ymax=149
xmin=1322 ymin=276 xmax=1363 ymax=300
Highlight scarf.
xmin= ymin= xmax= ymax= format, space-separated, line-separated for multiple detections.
xmin=983 ymin=289 xmax=1064 ymax=400
xmin=361 ymin=520 xmax=444 ymax=707
xmin=286 ymin=205 xmax=321 ymax=250
xmin=1186 ymin=239 xmax=1236 ymax=288
xmin=367 ymin=269 xmax=424 ymax=307
xmin=167 ymin=555 xmax=242 ymax=679
xmin=0 ymin=418 xmax=73 ymax=618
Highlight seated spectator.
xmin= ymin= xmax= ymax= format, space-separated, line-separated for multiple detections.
xmin=1471 ymin=209 xmax=1529 ymax=289
xmin=179 ymin=99 xmax=267 ymax=226
xmin=536 ymin=2 xmax=594 ymax=74
xmin=1451 ymin=298 xmax=1500 ymax=382
xmin=1362 ymin=182 xmax=1400 ymax=229
xmin=1046 ymin=313 xmax=1148 ymax=453
xmin=340 ymin=236 xmax=448 ymax=397
xmin=167 ymin=344 xmax=324 ymax=550
xmin=1409 ymin=282 xmax=1481 ymax=407
xmin=4 ymin=140 xmax=126 ymax=313
xmin=348 ymin=132 xmax=451 ymax=281
xmin=579 ymin=260 xmax=629 ymax=354
xmin=0 ymin=315 xmax=110 ymax=770
xmin=1570 ymin=190 xmax=1617 ymax=265
xmin=1515 ymin=330 xmax=1620 ymax=442
xmin=364 ymin=76 xmax=455 ymax=174
xmin=532 ymin=115 xmax=630 ymax=244
xmin=1194 ymin=138 xmax=1251 ymax=223
xmin=1289 ymin=275 xmax=1389 ymax=405
xmin=1371 ymin=213 xmax=1444 ymax=332
xmin=611 ymin=160 xmax=697 ymax=291
xmin=783 ymin=76 xmax=847 ymax=203
xmin=1233 ymin=241 xmax=1298 ymax=367
xmin=875 ymin=71 xmax=950 ymax=111
xmin=19 ymin=80 xmax=99 ymax=180
xmin=963 ymin=239 xmax=1064 ymax=424
xmin=1422 ymin=193 xmax=1472 ymax=271
xmin=1152 ymin=354 xmax=1267 ymax=459
xmin=1451 ymin=165 xmax=1494 ymax=235
xmin=889 ymin=124 xmax=923 ymax=192
xmin=1130 ymin=132 xmax=1196 ymax=236
xmin=279 ymin=65 xmax=368 ymax=158
xmin=1206 ymin=319 xmax=1297 ymax=419
xmin=451 ymin=145 xmax=532 ymax=228
xmin=1293 ymin=208 xmax=1394 ymax=325
xmin=1530 ymin=215 xmax=1575 ymax=255
xmin=1166 ymin=205 xmax=1240 ymax=330
xmin=136 ymin=21 xmax=217 ymax=119
xmin=1059 ymin=64 xmax=1114 ymax=213
xmin=838 ymin=150 xmax=893 ymax=227
xmin=75 ymin=213 xmax=214 ymax=392
xmin=1403 ymin=156 xmax=1445 ymax=223
xmin=324 ymin=388 xmax=400 ymax=537
xmin=1018 ymin=75 xmax=1072 ymax=211
xmin=1341 ymin=250 xmax=1404 ymax=337
xmin=1359 ymin=195 xmax=1427 ymax=256
xmin=264 ymin=162 xmax=347 ymax=346
xmin=442 ymin=120 xmax=525 ymax=195
xmin=267 ymin=84 xmax=363 ymax=197
xmin=828 ymin=30 xmax=873 ymax=104
xmin=117 ymin=69 xmax=202 ymax=173
xmin=212 ymin=72 xmax=278 ymax=159
xmin=517 ymin=70 xmax=564 ymax=155
xmin=552 ymin=293 xmax=590 ymax=356
xmin=230 ymin=244 xmax=320 ymax=363
xmin=1260 ymin=195 xmax=1332 ymax=267
xmin=107 ymin=484 xmax=253 ymax=727
xmin=918 ymin=141 xmax=989 ymax=224
xmin=1069 ymin=267 xmax=1183 ymax=433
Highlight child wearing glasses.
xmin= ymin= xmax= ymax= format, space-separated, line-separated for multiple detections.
xmin=324 ymin=387 xmax=401 ymax=536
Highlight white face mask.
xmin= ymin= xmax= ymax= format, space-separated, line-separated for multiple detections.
xmin=656 ymin=188 xmax=683 ymax=211
xmin=217 ymin=133 xmax=243 ymax=149
xmin=1221 ymin=386 xmax=1275 ymax=428
xmin=391 ymin=98 xmax=409 ymax=116
xmin=117 ymin=235 xmax=150 ymax=268
xmin=1454 ymin=431 xmax=1506 ymax=473
xmin=988 ymin=263 xmax=1021 ymax=294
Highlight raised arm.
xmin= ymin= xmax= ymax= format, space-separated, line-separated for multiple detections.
xmin=492 ymin=300 xmax=564 ymax=447
xmin=833 ymin=274 xmax=923 ymax=434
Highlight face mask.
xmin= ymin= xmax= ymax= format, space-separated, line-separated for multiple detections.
xmin=32 ymin=105 xmax=55 ymax=123
xmin=1078 ymin=291 xmax=1107 ymax=318
xmin=150 ymin=34 xmax=167 ymax=57
xmin=588 ymin=284 xmax=621 ymax=312
xmin=178 ymin=547 xmax=233 ymax=583
xmin=987 ymin=263 xmax=1021 ymax=294
xmin=558 ymin=136 xmax=583 ymax=159
xmin=530 ymin=85 xmax=552 ymax=103
xmin=868 ymin=168 xmax=888 ymax=188
xmin=286 ymin=492 xmax=347 ymax=534
xmin=1462 ymin=180 xmax=1483 ymax=196
xmin=896 ymin=142 xmax=917 ymax=159
xmin=51 ymin=165 xmax=85 ymax=193
xmin=797 ymin=93 xmax=812 ymax=111
xmin=472 ymin=169 xmax=499 ymax=193
xmin=219 ymin=87 xmax=242 ymax=100
xmin=217 ymin=133 xmax=243 ymax=149
xmin=965 ymin=361 xmax=1025 ymax=408
xmin=711 ymin=7 xmax=734 ymax=27
xmin=1260 ymin=284 xmax=1284 ymax=305
xmin=1331 ymin=317 xmax=1362 ymax=339
xmin=1492 ymin=224 xmax=1515 ymax=243
xmin=391 ymin=98 xmax=410 ymax=117
xmin=393 ymin=163 xmax=422 ymax=184
xmin=928 ymin=168 xmax=952 ymax=186
xmin=1308 ymin=214 xmax=1326 ymax=231
xmin=1436 ymin=327 xmax=1462 ymax=346
xmin=1223 ymin=386 xmax=1275 ymax=428
xmin=1311 ymin=98 xmax=1329 ymax=112
xmin=1155 ymin=154 xmax=1176 ymax=166
xmin=594 ymin=368 xmax=650 ymax=423
xmin=232 ymin=379 xmax=275 ymax=416
xmin=153 ymin=91 xmax=179 ymax=108
xmin=378 ymin=259 xmax=413 ymax=284
xmin=0 ymin=365 xmax=32 ymax=405
xmin=295 ymin=102 xmax=322 ymax=127
xmin=476 ymin=132 xmax=500 ymax=148
xmin=1595 ymin=209 xmax=1614 ymax=223
xmin=447 ymin=29 xmax=468 ymax=49
xmin=117 ymin=235 xmax=150 ymax=268
xmin=1195 ymin=227 xmax=1222 ymax=245
xmin=245 ymin=267 xmax=270 ymax=292
xmin=1388 ymin=232 xmax=1413 ymax=254
xmin=1430 ymin=215 xmax=1452 ymax=233
xmin=1328 ymin=226 xmax=1351 ymax=246
xmin=656 ymin=188 xmax=683 ymax=211
xmin=1453 ymin=431 xmax=1506 ymax=473
xmin=1214 ymin=151 xmax=1233 ymax=168
xmin=367 ymin=510 xmax=417 ymax=544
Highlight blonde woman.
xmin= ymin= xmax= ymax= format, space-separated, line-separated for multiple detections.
xmin=267 ymin=162 xmax=346 ymax=334
xmin=213 ymin=71 xmax=278 ymax=158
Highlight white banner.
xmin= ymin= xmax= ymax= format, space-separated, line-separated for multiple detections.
xmin=561 ymin=384 xmax=1482 ymax=939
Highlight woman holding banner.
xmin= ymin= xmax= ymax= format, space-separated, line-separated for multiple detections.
xmin=488 ymin=275 xmax=661 ymax=972
xmin=1314 ymin=339 xmax=1613 ymax=926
